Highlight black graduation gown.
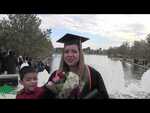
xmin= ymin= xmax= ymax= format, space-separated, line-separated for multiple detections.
xmin=82 ymin=66 xmax=109 ymax=99
xmin=44 ymin=66 xmax=109 ymax=99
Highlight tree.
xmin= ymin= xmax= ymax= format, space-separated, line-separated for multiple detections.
xmin=146 ymin=33 xmax=150 ymax=44
xmin=130 ymin=40 xmax=147 ymax=59
xmin=118 ymin=42 xmax=130 ymax=56
xmin=0 ymin=14 xmax=53 ymax=59
xmin=0 ymin=18 xmax=11 ymax=50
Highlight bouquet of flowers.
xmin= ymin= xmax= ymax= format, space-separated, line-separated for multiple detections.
xmin=58 ymin=72 xmax=80 ymax=98
xmin=46 ymin=71 xmax=80 ymax=98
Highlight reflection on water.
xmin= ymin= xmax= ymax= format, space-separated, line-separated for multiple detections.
xmin=122 ymin=61 xmax=146 ymax=81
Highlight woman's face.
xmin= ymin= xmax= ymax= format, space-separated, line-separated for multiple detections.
xmin=64 ymin=44 xmax=80 ymax=67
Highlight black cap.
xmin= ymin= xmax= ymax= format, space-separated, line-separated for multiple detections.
xmin=57 ymin=33 xmax=89 ymax=45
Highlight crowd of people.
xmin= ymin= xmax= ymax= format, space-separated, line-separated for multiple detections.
xmin=0 ymin=49 xmax=51 ymax=75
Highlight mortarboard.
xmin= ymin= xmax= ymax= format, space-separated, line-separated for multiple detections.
xmin=57 ymin=33 xmax=89 ymax=45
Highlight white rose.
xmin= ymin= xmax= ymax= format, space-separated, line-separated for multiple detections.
xmin=62 ymin=72 xmax=79 ymax=90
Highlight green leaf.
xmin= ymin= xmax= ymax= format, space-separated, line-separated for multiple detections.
xmin=0 ymin=84 xmax=15 ymax=95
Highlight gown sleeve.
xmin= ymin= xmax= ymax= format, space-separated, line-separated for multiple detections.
xmin=90 ymin=66 xmax=109 ymax=99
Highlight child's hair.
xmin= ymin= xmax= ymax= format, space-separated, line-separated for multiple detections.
xmin=19 ymin=66 xmax=37 ymax=81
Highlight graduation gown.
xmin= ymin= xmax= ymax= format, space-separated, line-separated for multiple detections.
xmin=83 ymin=66 xmax=109 ymax=99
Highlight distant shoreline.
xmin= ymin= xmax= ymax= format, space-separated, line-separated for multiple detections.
xmin=109 ymin=57 xmax=150 ymax=70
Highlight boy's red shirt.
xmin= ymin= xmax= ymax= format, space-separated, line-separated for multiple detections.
xmin=16 ymin=87 xmax=45 ymax=99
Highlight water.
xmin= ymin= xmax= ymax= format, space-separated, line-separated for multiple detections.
xmin=1 ymin=54 xmax=150 ymax=99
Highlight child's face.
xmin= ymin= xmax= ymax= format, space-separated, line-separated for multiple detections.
xmin=20 ymin=72 xmax=38 ymax=92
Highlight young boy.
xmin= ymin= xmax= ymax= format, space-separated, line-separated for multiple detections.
xmin=16 ymin=66 xmax=45 ymax=99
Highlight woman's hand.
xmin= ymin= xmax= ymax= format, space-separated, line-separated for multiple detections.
xmin=45 ymin=81 xmax=63 ymax=94
xmin=52 ymin=75 xmax=60 ymax=83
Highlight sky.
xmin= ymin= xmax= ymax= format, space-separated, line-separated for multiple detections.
xmin=1 ymin=14 xmax=150 ymax=50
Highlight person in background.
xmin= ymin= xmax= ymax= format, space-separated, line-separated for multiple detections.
xmin=20 ymin=56 xmax=29 ymax=69
xmin=18 ymin=56 xmax=23 ymax=71
xmin=37 ymin=61 xmax=45 ymax=73
xmin=1 ymin=51 xmax=8 ymax=74
xmin=28 ymin=57 xmax=32 ymax=67
xmin=6 ymin=50 xmax=18 ymax=74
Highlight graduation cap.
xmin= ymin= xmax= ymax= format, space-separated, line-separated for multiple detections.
xmin=57 ymin=33 xmax=89 ymax=45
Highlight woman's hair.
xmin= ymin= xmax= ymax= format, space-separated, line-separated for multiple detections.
xmin=58 ymin=41 xmax=86 ymax=76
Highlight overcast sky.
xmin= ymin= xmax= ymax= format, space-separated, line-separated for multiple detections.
xmin=1 ymin=14 xmax=150 ymax=50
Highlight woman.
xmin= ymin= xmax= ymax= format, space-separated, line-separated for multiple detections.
xmin=45 ymin=33 xmax=109 ymax=99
